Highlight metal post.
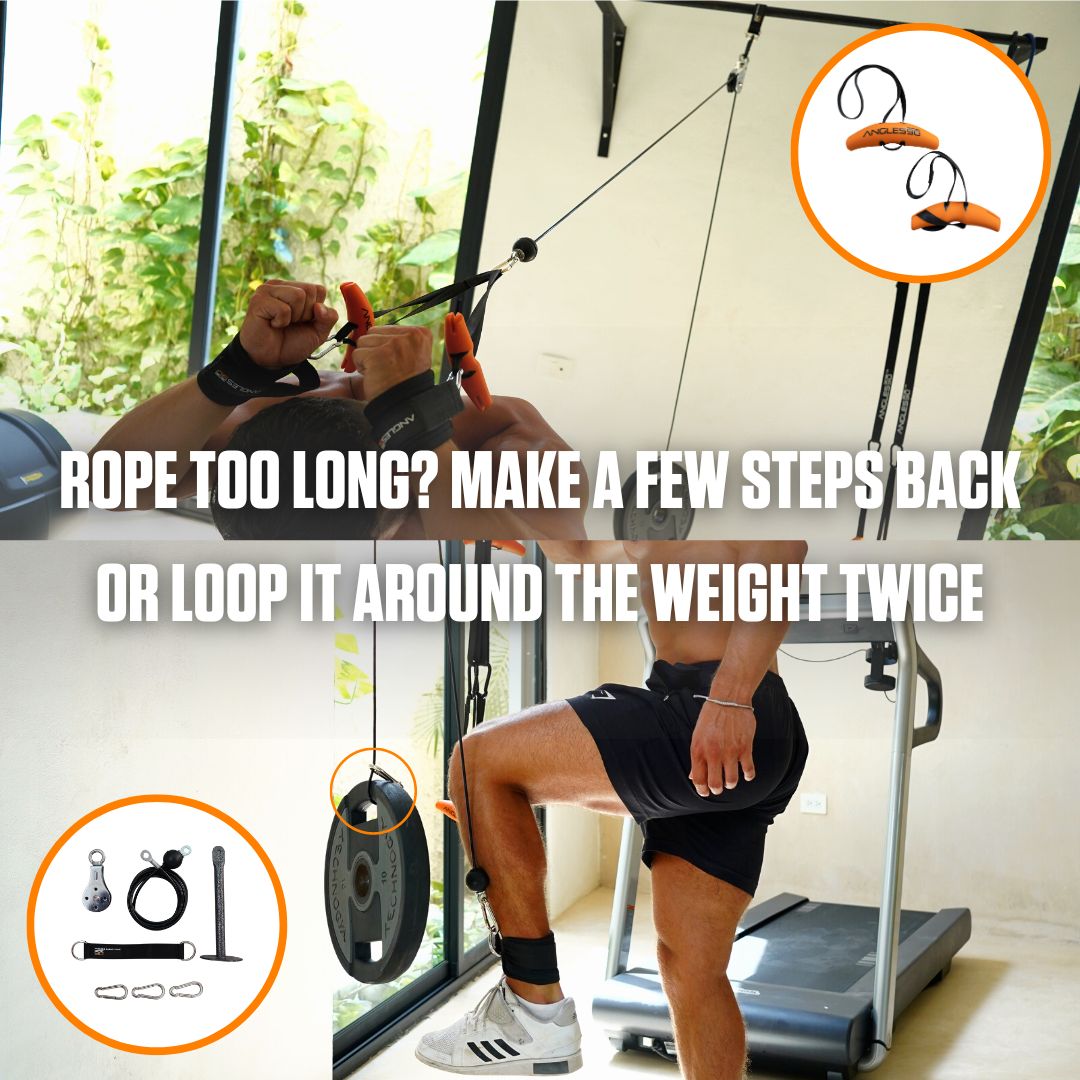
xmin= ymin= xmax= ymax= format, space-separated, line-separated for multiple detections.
xmin=861 ymin=603 xmax=918 ymax=1070
xmin=188 ymin=1 xmax=240 ymax=375
xmin=596 ymin=1 xmax=627 ymax=157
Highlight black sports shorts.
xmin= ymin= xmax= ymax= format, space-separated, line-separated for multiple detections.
xmin=567 ymin=660 xmax=809 ymax=896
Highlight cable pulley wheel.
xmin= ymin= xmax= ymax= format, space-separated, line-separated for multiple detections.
xmin=613 ymin=462 xmax=695 ymax=540
xmin=324 ymin=776 xmax=430 ymax=984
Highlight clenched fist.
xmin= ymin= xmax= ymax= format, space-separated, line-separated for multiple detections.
xmin=239 ymin=280 xmax=338 ymax=368
xmin=347 ymin=324 xmax=434 ymax=401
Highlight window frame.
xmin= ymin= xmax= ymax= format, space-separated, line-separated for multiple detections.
xmin=332 ymin=537 xmax=544 ymax=1077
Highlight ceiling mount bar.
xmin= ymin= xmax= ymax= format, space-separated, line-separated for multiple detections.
xmin=596 ymin=1 xmax=627 ymax=157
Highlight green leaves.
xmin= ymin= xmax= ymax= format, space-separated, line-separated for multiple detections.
xmin=398 ymin=229 xmax=461 ymax=267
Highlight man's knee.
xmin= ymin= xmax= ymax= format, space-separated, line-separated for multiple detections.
xmin=447 ymin=725 xmax=504 ymax=803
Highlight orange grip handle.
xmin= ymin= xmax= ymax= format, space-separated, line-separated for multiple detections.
xmin=444 ymin=311 xmax=492 ymax=411
xmin=435 ymin=799 xmax=459 ymax=822
xmin=339 ymin=281 xmax=375 ymax=373
xmin=463 ymin=539 xmax=527 ymax=557
xmin=911 ymin=201 xmax=1001 ymax=232
xmin=845 ymin=123 xmax=939 ymax=151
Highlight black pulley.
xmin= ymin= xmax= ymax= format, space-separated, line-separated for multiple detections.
xmin=325 ymin=775 xmax=430 ymax=984
xmin=613 ymin=461 xmax=695 ymax=540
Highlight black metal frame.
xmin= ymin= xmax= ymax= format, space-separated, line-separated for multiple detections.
xmin=188 ymin=1 xmax=240 ymax=375
xmin=0 ymin=3 xmax=8 ymax=139
xmin=594 ymin=1 xmax=1048 ymax=152
xmin=596 ymin=1 xmax=627 ymax=157
xmin=960 ymin=81 xmax=1080 ymax=539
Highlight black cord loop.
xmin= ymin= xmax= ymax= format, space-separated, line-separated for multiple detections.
xmin=837 ymin=64 xmax=908 ymax=124
xmin=906 ymin=150 xmax=969 ymax=210
xmin=127 ymin=851 xmax=189 ymax=932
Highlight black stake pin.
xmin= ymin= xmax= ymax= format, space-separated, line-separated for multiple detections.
xmin=200 ymin=846 xmax=242 ymax=962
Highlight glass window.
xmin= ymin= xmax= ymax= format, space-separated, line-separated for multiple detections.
xmin=0 ymin=3 xmax=219 ymax=414
xmin=215 ymin=0 xmax=494 ymax=360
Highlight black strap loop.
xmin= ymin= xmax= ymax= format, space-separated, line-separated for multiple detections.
xmin=907 ymin=150 xmax=970 ymax=210
xmin=856 ymin=282 xmax=909 ymax=540
xmin=837 ymin=64 xmax=908 ymax=124
xmin=76 ymin=940 xmax=193 ymax=960
xmin=878 ymin=283 xmax=932 ymax=541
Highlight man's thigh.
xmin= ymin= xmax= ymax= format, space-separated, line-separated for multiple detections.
xmin=467 ymin=701 xmax=628 ymax=815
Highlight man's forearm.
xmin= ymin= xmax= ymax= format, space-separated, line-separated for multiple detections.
xmin=710 ymin=541 xmax=808 ymax=702
xmin=91 ymin=377 xmax=233 ymax=506
xmin=538 ymin=541 xmax=627 ymax=563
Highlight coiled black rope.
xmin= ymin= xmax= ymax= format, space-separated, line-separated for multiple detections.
xmin=127 ymin=850 xmax=189 ymax=931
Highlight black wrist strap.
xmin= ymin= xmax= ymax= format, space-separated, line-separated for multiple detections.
xmin=197 ymin=335 xmax=321 ymax=406
xmin=73 ymin=940 xmax=195 ymax=960
xmin=364 ymin=371 xmax=463 ymax=452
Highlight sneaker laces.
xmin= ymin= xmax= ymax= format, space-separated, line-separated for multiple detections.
xmin=464 ymin=978 xmax=509 ymax=1035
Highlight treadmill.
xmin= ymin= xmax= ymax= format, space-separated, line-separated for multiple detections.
xmin=593 ymin=594 xmax=971 ymax=1080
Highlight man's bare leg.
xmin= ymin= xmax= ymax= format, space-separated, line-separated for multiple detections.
xmin=447 ymin=700 xmax=626 ymax=1005
xmin=652 ymin=852 xmax=752 ymax=1080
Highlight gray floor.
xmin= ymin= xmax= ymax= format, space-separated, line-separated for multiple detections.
xmin=358 ymin=887 xmax=1080 ymax=1080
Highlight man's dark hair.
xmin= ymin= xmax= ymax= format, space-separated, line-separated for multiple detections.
xmin=211 ymin=397 xmax=381 ymax=539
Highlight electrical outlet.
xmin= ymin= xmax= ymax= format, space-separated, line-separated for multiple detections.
xmin=538 ymin=353 xmax=575 ymax=380
xmin=800 ymin=792 xmax=828 ymax=815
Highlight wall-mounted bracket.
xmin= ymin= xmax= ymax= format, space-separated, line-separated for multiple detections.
xmin=596 ymin=1 xmax=627 ymax=157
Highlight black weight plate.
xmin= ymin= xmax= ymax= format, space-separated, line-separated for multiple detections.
xmin=613 ymin=462 xmax=695 ymax=540
xmin=325 ymin=776 xmax=430 ymax=984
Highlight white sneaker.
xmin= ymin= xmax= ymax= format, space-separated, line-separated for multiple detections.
xmin=416 ymin=977 xmax=583 ymax=1075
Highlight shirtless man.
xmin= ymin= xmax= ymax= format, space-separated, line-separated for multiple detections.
xmin=416 ymin=540 xmax=809 ymax=1079
xmin=91 ymin=280 xmax=586 ymax=540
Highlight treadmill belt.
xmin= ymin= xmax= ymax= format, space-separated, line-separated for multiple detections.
xmin=729 ymin=902 xmax=934 ymax=994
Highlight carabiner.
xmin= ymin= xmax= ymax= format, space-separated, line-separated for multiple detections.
xmin=169 ymin=981 xmax=204 ymax=998
xmin=95 ymin=984 xmax=128 ymax=1000
xmin=132 ymin=983 xmax=165 ymax=1000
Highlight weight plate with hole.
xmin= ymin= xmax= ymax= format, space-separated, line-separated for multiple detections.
xmin=324 ymin=776 xmax=430 ymax=984
xmin=613 ymin=461 xmax=695 ymax=540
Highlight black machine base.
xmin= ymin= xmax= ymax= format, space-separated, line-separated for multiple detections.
xmin=594 ymin=894 xmax=971 ymax=1079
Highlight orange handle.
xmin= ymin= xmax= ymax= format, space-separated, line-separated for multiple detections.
xmin=845 ymin=123 xmax=939 ymax=151
xmin=911 ymin=201 xmax=1001 ymax=232
xmin=444 ymin=311 xmax=492 ymax=411
xmin=463 ymin=539 xmax=527 ymax=557
xmin=339 ymin=281 xmax=375 ymax=373
xmin=435 ymin=799 xmax=459 ymax=822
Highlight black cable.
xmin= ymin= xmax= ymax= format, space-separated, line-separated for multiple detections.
xmin=907 ymin=150 xmax=969 ymax=209
xmin=440 ymin=542 xmax=481 ymax=873
xmin=666 ymin=90 xmax=741 ymax=450
xmin=371 ymin=538 xmax=377 ymax=766
xmin=779 ymin=647 xmax=867 ymax=663
xmin=535 ymin=74 xmax=739 ymax=244
xmin=127 ymin=851 xmax=188 ymax=932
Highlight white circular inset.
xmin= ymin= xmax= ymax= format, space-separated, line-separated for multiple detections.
xmin=30 ymin=797 xmax=284 ymax=1052
xmin=792 ymin=25 xmax=1050 ymax=282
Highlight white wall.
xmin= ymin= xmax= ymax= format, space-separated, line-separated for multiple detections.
xmin=596 ymin=541 xmax=1080 ymax=935
xmin=474 ymin=1 xmax=1080 ymax=540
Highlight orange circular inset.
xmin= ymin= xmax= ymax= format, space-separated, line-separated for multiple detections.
xmin=26 ymin=794 xmax=287 ymax=1056
xmin=790 ymin=22 xmax=1051 ymax=284
xmin=329 ymin=747 xmax=418 ymax=836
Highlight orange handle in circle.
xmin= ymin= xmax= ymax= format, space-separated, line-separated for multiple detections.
xmin=911 ymin=201 xmax=1001 ymax=232
xmin=444 ymin=311 xmax=492 ymax=411
xmin=845 ymin=123 xmax=939 ymax=151
xmin=339 ymin=281 xmax=375 ymax=373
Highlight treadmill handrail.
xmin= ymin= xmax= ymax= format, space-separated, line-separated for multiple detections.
xmin=913 ymin=641 xmax=943 ymax=747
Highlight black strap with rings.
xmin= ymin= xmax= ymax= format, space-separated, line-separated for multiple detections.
xmin=126 ymin=847 xmax=190 ymax=932
xmin=73 ymin=940 xmax=196 ymax=960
